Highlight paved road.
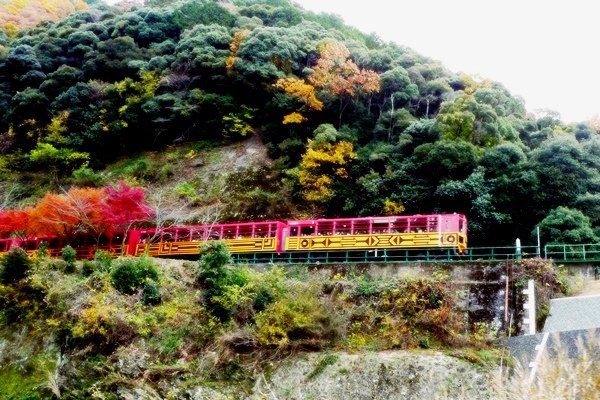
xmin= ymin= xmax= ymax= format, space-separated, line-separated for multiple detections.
xmin=578 ymin=279 xmax=600 ymax=296
xmin=504 ymin=277 xmax=600 ymax=372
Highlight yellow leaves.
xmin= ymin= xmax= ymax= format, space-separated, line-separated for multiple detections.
xmin=45 ymin=111 xmax=69 ymax=145
xmin=282 ymin=112 xmax=306 ymax=124
xmin=3 ymin=22 xmax=19 ymax=38
xmin=298 ymin=171 xmax=334 ymax=203
xmin=226 ymin=30 xmax=249 ymax=74
xmin=297 ymin=138 xmax=356 ymax=203
xmin=383 ymin=199 xmax=405 ymax=216
xmin=116 ymin=71 xmax=161 ymax=111
xmin=300 ymin=140 xmax=356 ymax=169
xmin=1 ymin=0 xmax=88 ymax=30
xmin=274 ymin=77 xmax=323 ymax=111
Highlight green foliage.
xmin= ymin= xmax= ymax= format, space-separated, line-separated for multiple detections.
xmin=255 ymin=284 xmax=336 ymax=348
xmin=141 ymin=279 xmax=161 ymax=305
xmin=195 ymin=239 xmax=287 ymax=325
xmin=222 ymin=106 xmax=256 ymax=139
xmin=71 ymin=166 xmax=105 ymax=187
xmin=61 ymin=245 xmax=77 ymax=273
xmin=353 ymin=274 xmax=381 ymax=298
xmin=537 ymin=206 xmax=599 ymax=244
xmin=28 ymin=143 xmax=89 ymax=174
xmin=0 ymin=247 xmax=31 ymax=284
xmin=94 ymin=250 xmax=114 ymax=273
xmin=110 ymin=256 xmax=159 ymax=295
xmin=306 ymin=353 xmax=339 ymax=380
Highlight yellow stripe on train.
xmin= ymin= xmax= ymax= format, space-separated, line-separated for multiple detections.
xmin=135 ymin=238 xmax=278 ymax=257
xmin=285 ymin=232 xmax=467 ymax=252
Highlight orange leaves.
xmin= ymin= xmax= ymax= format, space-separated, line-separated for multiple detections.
xmin=0 ymin=209 xmax=31 ymax=238
xmin=29 ymin=188 xmax=106 ymax=237
xmin=308 ymin=41 xmax=380 ymax=98
xmin=274 ymin=77 xmax=323 ymax=111
xmin=0 ymin=183 xmax=152 ymax=240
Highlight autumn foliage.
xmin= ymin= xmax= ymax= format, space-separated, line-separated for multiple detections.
xmin=0 ymin=182 xmax=152 ymax=241
xmin=0 ymin=0 xmax=87 ymax=34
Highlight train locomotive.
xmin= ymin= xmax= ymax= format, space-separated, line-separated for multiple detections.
xmin=0 ymin=213 xmax=467 ymax=261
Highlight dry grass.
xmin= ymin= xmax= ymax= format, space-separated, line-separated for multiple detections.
xmin=492 ymin=331 xmax=600 ymax=400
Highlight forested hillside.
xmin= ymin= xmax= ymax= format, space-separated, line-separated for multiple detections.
xmin=1 ymin=0 xmax=599 ymax=246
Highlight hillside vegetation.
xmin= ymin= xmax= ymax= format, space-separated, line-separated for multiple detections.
xmin=1 ymin=0 xmax=600 ymax=246
xmin=0 ymin=242 xmax=575 ymax=398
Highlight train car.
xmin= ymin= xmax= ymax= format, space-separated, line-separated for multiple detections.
xmin=129 ymin=221 xmax=287 ymax=257
xmin=0 ymin=237 xmax=18 ymax=256
xmin=284 ymin=214 xmax=467 ymax=253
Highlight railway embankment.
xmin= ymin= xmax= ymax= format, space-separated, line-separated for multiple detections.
xmin=0 ymin=252 xmax=586 ymax=399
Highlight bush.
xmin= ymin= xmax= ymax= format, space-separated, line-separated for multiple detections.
xmin=255 ymin=284 xmax=336 ymax=349
xmin=71 ymin=166 xmax=106 ymax=187
xmin=0 ymin=247 xmax=31 ymax=284
xmin=81 ymin=260 xmax=95 ymax=277
xmin=36 ymin=241 xmax=48 ymax=259
xmin=61 ymin=246 xmax=77 ymax=273
xmin=111 ymin=256 xmax=159 ymax=294
xmin=94 ymin=250 xmax=113 ymax=273
xmin=141 ymin=280 xmax=161 ymax=305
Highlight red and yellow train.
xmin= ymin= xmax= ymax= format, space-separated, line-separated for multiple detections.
xmin=0 ymin=214 xmax=467 ymax=259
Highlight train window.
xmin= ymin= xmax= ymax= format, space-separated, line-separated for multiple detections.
xmin=300 ymin=226 xmax=314 ymax=236
xmin=354 ymin=221 xmax=370 ymax=235
xmin=206 ymin=227 xmax=221 ymax=240
xmin=372 ymin=221 xmax=389 ymax=234
xmin=190 ymin=229 xmax=204 ymax=241
xmin=316 ymin=221 xmax=333 ymax=236
xmin=176 ymin=229 xmax=190 ymax=241
xmin=98 ymin=235 xmax=109 ymax=245
xmin=49 ymin=238 xmax=60 ymax=248
xmin=223 ymin=227 xmax=236 ymax=239
xmin=290 ymin=227 xmax=299 ymax=236
xmin=410 ymin=217 xmax=427 ymax=232
xmin=427 ymin=217 xmax=438 ymax=232
xmin=161 ymin=230 xmax=176 ymax=242
xmin=254 ymin=224 xmax=268 ymax=238
xmin=26 ymin=240 xmax=38 ymax=250
xmin=238 ymin=226 xmax=252 ymax=238
xmin=334 ymin=220 xmax=351 ymax=235
xmin=0 ymin=241 xmax=6 ymax=251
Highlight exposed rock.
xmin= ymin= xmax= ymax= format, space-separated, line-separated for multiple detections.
xmin=249 ymin=351 xmax=493 ymax=400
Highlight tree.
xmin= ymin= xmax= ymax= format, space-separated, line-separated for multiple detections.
xmin=537 ymin=207 xmax=598 ymax=245
xmin=0 ymin=209 xmax=32 ymax=239
xmin=29 ymin=187 xmax=107 ymax=239
xmin=101 ymin=181 xmax=153 ymax=237
xmin=308 ymin=41 xmax=380 ymax=127
xmin=296 ymin=124 xmax=357 ymax=204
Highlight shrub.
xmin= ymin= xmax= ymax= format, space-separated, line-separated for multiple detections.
xmin=81 ymin=260 xmax=95 ymax=277
xmin=94 ymin=250 xmax=114 ymax=273
xmin=61 ymin=246 xmax=77 ymax=273
xmin=0 ymin=247 xmax=31 ymax=284
xmin=111 ymin=256 xmax=159 ymax=295
xmin=141 ymin=280 xmax=161 ymax=305
xmin=255 ymin=284 xmax=336 ymax=349
xmin=36 ymin=241 xmax=49 ymax=259
xmin=71 ymin=166 xmax=105 ymax=187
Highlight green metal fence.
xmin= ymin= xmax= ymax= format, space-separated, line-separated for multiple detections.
xmin=231 ymin=245 xmax=541 ymax=265
xmin=544 ymin=243 xmax=600 ymax=262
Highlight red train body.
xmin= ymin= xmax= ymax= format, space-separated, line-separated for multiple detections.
xmin=0 ymin=214 xmax=468 ymax=259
